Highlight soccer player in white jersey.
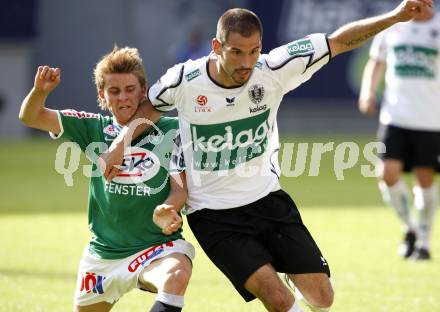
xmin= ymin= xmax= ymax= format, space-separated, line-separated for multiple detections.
xmin=103 ymin=1 xmax=434 ymax=311
xmin=359 ymin=4 xmax=439 ymax=260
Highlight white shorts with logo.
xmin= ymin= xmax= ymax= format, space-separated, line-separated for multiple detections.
xmin=74 ymin=239 xmax=195 ymax=306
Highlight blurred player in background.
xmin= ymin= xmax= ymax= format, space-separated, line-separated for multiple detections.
xmin=359 ymin=4 xmax=439 ymax=260
xmin=104 ymin=0 xmax=434 ymax=311
xmin=19 ymin=47 xmax=194 ymax=312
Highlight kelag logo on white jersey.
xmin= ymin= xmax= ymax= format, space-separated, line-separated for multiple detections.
xmin=394 ymin=45 xmax=438 ymax=78
xmin=112 ymin=147 xmax=161 ymax=184
xmin=190 ymin=110 xmax=271 ymax=171
xmin=287 ymin=39 xmax=314 ymax=56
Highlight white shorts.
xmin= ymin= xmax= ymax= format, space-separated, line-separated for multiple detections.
xmin=74 ymin=239 xmax=195 ymax=306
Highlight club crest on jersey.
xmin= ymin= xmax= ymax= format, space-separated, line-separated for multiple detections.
xmin=248 ymin=84 xmax=266 ymax=113
xmin=195 ymin=95 xmax=212 ymax=112
xmin=103 ymin=124 xmax=118 ymax=137
xmin=248 ymin=84 xmax=265 ymax=104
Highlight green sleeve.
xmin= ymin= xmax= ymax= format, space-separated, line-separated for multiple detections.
xmin=50 ymin=109 xmax=106 ymax=151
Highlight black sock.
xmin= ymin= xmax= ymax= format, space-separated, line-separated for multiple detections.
xmin=149 ymin=300 xmax=182 ymax=312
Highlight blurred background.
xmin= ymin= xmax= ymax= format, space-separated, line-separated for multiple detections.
xmin=2 ymin=2 xmax=440 ymax=311
xmin=0 ymin=0 xmax=405 ymax=138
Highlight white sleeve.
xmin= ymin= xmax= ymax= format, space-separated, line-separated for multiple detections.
xmin=369 ymin=31 xmax=387 ymax=62
xmin=169 ymin=130 xmax=185 ymax=174
xmin=265 ymin=33 xmax=331 ymax=94
xmin=148 ymin=64 xmax=184 ymax=112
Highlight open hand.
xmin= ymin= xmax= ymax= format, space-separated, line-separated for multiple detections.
xmin=358 ymin=97 xmax=377 ymax=116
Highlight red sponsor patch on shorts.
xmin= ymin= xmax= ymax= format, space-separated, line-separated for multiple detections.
xmin=128 ymin=241 xmax=174 ymax=273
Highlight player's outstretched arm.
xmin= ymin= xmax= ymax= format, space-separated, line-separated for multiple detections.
xmin=328 ymin=0 xmax=433 ymax=57
xmin=153 ymin=172 xmax=187 ymax=235
xmin=358 ymin=59 xmax=386 ymax=115
xmin=19 ymin=66 xmax=61 ymax=133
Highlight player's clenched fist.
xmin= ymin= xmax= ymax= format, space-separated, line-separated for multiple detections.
xmin=34 ymin=66 xmax=61 ymax=94
xmin=153 ymin=204 xmax=183 ymax=235
xmin=393 ymin=0 xmax=434 ymax=22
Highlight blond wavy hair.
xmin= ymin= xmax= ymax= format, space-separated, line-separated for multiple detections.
xmin=94 ymin=46 xmax=147 ymax=110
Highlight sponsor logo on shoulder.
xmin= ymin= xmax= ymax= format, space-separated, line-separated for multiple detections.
xmin=185 ymin=69 xmax=202 ymax=82
xmin=287 ymin=38 xmax=314 ymax=56
xmin=255 ymin=61 xmax=263 ymax=69
xmin=61 ymin=109 xmax=100 ymax=119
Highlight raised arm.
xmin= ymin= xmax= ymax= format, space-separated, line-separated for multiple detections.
xmin=328 ymin=0 xmax=433 ymax=57
xmin=19 ymin=66 xmax=61 ymax=133
xmin=358 ymin=59 xmax=386 ymax=115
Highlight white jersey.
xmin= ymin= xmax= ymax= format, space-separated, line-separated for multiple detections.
xmin=149 ymin=33 xmax=330 ymax=212
xmin=370 ymin=15 xmax=440 ymax=130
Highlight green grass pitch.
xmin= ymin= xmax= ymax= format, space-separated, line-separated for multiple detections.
xmin=1 ymin=137 xmax=439 ymax=311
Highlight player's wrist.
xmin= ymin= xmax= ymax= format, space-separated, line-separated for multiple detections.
xmin=31 ymin=87 xmax=50 ymax=98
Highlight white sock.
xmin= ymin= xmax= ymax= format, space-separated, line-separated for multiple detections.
xmin=288 ymin=301 xmax=304 ymax=312
xmin=379 ymin=180 xmax=414 ymax=231
xmin=413 ymin=184 xmax=438 ymax=250
xmin=156 ymin=292 xmax=184 ymax=308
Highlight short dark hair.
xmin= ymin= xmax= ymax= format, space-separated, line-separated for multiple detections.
xmin=216 ymin=8 xmax=263 ymax=43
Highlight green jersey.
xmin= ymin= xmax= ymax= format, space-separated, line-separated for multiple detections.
xmin=51 ymin=109 xmax=183 ymax=259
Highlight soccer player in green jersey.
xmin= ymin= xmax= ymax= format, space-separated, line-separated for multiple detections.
xmin=19 ymin=47 xmax=194 ymax=312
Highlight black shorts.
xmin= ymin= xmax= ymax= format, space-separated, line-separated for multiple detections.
xmin=186 ymin=189 xmax=330 ymax=302
xmin=378 ymin=124 xmax=440 ymax=172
